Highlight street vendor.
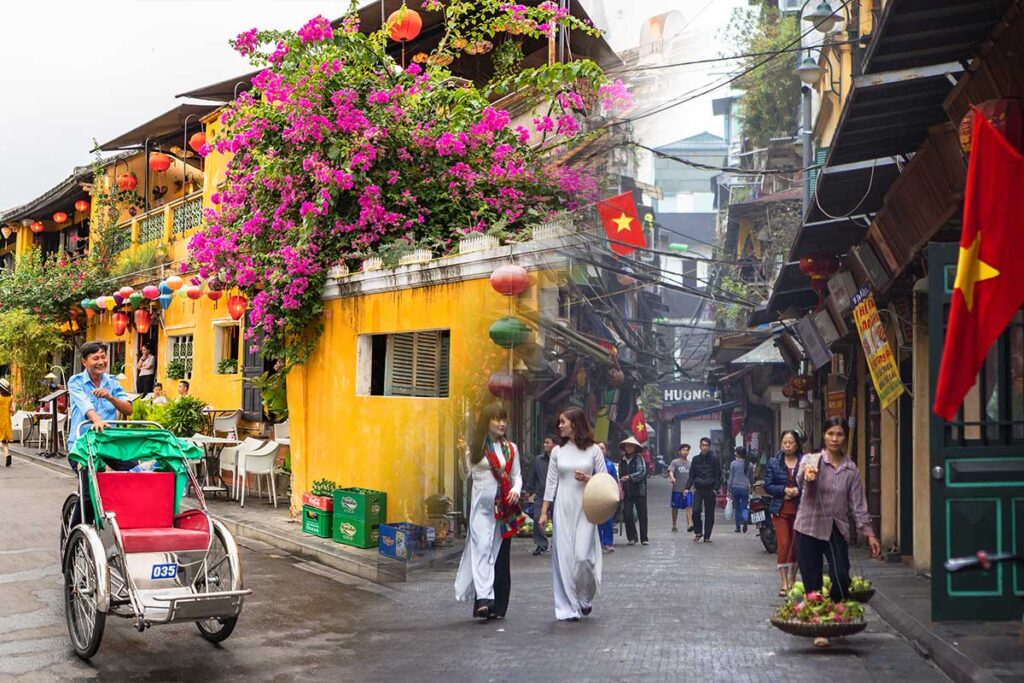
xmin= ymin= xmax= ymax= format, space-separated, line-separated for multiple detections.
xmin=67 ymin=341 xmax=133 ymax=456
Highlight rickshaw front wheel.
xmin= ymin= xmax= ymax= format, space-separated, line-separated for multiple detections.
xmin=59 ymin=493 xmax=80 ymax=565
xmin=64 ymin=529 xmax=106 ymax=659
xmin=195 ymin=523 xmax=239 ymax=643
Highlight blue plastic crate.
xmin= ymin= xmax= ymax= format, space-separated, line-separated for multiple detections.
xmin=378 ymin=522 xmax=428 ymax=561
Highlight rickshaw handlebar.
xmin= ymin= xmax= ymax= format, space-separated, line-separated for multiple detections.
xmin=76 ymin=420 xmax=168 ymax=439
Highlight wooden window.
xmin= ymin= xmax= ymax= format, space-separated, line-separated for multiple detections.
xmin=169 ymin=334 xmax=194 ymax=380
xmin=104 ymin=341 xmax=126 ymax=376
xmin=363 ymin=330 xmax=450 ymax=398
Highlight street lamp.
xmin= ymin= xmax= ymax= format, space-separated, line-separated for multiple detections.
xmin=797 ymin=55 xmax=824 ymax=85
xmin=44 ymin=365 xmax=68 ymax=387
xmin=803 ymin=1 xmax=839 ymax=33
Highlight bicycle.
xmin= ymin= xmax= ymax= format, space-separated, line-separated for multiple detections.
xmin=945 ymin=551 xmax=1024 ymax=646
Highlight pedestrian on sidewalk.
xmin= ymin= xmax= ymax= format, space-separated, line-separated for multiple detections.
xmin=524 ymin=434 xmax=556 ymax=556
xmin=764 ymin=430 xmax=803 ymax=596
xmin=0 ymin=378 xmax=13 ymax=467
xmin=455 ymin=402 xmax=523 ymax=621
xmin=668 ymin=444 xmax=692 ymax=532
xmin=686 ymin=437 xmax=721 ymax=543
xmin=618 ymin=436 xmax=648 ymax=545
xmin=136 ymin=345 xmax=156 ymax=395
xmin=538 ymin=407 xmax=604 ymax=621
xmin=796 ymin=417 xmax=881 ymax=647
xmin=596 ymin=442 xmax=618 ymax=553
xmin=727 ymin=447 xmax=753 ymax=534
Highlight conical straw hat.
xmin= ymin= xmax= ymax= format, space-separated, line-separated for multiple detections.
xmin=583 ymin=472 xmax=620 ymax=524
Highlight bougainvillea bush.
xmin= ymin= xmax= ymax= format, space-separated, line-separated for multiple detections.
xmin=189 ymin=3 xmax=629 ymax=368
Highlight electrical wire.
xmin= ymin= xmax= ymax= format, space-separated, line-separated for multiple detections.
xmin=606 ymin=40 xmax=859 ymax=75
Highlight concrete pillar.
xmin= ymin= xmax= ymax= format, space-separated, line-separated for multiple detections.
xmin=911 ymin=291 xmax=931 ymax=571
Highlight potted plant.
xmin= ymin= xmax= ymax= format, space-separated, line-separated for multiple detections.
xmin=303 ymin=478 xmax=336 ymax=512
xmin=163 ymin=396 xmax=209 ymax=436
xmin=216 ymin=357 xmax=238 ymax=375
xmin=166 ymin=359 xmax=187 ymax=380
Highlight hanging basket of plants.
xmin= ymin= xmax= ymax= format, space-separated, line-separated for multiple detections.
xmin=770 ymin=590 xmax=867 ymax=638
xmin=770 ymin=616 xmax=867 ymax=639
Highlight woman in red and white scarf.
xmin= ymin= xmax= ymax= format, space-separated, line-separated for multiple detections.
xmin=455 ymin=402 xmax=523 ymax=620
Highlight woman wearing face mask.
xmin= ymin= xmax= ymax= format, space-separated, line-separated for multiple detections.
xmin=454 ymin=402 xmax=523 ymax=620
xmin=764 ymin=430 xmax=803 ymax=596
xmin=796 ymin=417 xmax=881 ymax=647
xmin=538 ymin=407 xmax=605 ymax=621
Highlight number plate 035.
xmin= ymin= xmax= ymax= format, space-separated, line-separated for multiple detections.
xmin=151 ymin=563 xmax=178 ymax=580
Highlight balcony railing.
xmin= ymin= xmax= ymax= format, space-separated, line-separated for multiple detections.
xmin=139 ymin=213 xmax=165 ymax=244
xmin=107 ymin=190 xmax=205 ymax=253
xmin=172 ymin=194 xmax=203 ymax=235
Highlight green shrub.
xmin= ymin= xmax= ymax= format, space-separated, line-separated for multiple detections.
xmin=163 ymin=396 xmax=209 ymax=436
xmin=216 ymin=358 xmax=238 ymax=375
xmin=166 ymin=359 xmax=187 ymax=380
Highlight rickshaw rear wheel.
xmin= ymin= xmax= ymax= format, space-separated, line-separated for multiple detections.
xmin=64 ymin=529 xmax=106 ymax=659
xmin=59 ymin=493 xmax=80 ymax=564
xmin=195 ymin=524 xmax=239 ymax=643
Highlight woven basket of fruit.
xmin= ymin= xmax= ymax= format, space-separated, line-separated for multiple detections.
xmin=771 ymin=590 xmax=867 ymax=638
xmin=848 ymin=576 xmax=875 ymax=603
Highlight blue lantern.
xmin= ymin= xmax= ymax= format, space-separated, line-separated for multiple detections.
xmin=159 ymin=293 xmax=173 ymax=310
xmin=159 ymin=281 xmax=173 ymax=295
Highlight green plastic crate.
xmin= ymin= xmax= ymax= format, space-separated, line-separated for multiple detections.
xmin=332 ymin=488 xmax=387 ymax=524
xmin=302 ymin=506 xmax=332 ymax=539
xmin=333 ymin=514 xmax=380 ymax=549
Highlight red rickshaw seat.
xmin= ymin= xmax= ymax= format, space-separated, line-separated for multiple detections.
xmin=96 ymin=472 xmax=210 ymax=553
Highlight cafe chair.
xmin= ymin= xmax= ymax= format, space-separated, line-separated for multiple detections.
xmin=239 ymin=440 xmax=281 ymax=509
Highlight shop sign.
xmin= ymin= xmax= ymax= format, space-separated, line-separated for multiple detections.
xmin=826 ymin=390 xmax=846 ymax=419
xmin=852 ymin=287 xmax=904 ymax=409
xmin=661 ymin=384 xmax=718 ymax=405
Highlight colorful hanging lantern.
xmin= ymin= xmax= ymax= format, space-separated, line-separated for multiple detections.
xmin=31 ymin=221 xmax=44 ymax=233
xmin=104 ymin=296 xmax=116 ymax=311
xmin=149 ymin=152 xmax=172 ymax=173
xmin=53 ymin=211 xmax=68 ymax=224
xmin=489 ymin=316 xmax=529 ymax=348
xmin=116 ymin=173 xmax=138 ymax=191
xmin=95 ymin=295 xmax=108 ymax=310
xmin=188 ymin=131 xmax=207 ymax=153
xmin=208 ymin=289 xmax=223 ymax=304
xmin=387 ymin=7 xmax=423 ymax=42
xmin=129 ymin=292 xmax=144 ymax=309
xmin=80 ymin=298 xmax=91 ymax=309
xmin=74 ymin=199 xmax=90 ymax=214
xmin=142 ymin=285 xmax=160 ymax=300
xmin=85 ymin=308 xmax=95 ymax=320
xmin=487 ymin=371 xmax=525 ymax=399
xmin=112 ymin=312 xmax=129 ymax=336
xmin=158 ymin=293 xmax=173 ymax=310
xmin=227 ymin=294 xmax=248 ymax=321
xmin=112 ymin=293 xmax=124 ymax=307
xmin=208 ymin=277 xmax=224 ymax=291
xmin=799 ymin=252 xmax=839 ymax=292
xmin=490 ymin=264 xmax=530 ymax=296
xmin=0 ymin=226 xmax=11 ymax=240
xmin=134 ymin=308 xmax=151 ymax=334
xmin=165 ymin=275 xmax=184 ymax=292
xmin=159 ymin=281 xmax=173 ymax=295
xmin=186 ymin=285 xmax=203 ymax=300
xmin=119 ymin=286 xmax=135 ymax=299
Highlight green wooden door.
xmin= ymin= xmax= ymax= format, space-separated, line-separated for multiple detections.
xmin=928 ymin=241 xmax=1024 ymax=621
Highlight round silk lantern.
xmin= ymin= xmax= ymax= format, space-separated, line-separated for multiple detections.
xmin=165 ymin=275 xmax=184 ymax=292
xmin=791 ymin=374 xmax=815 ymax=393
xmin=104 ymin=296 xmax=116 ymax=311
xmin=159 ymin=281 xmax=172 ymax=295
xmin=31 ymin=221 xmax=44 ymax=233
xmin=112 ymin=293 xmax=124 ymax=307
xmin=149 ymin=153 xmax=171 ymax=173
xmin=129 ymin=292 xmax=144 ymax=309
xmin=112 ymin=312 xmax=129 ymax=336
xmin=74 ymin=199 xmax=90 ymax=213
xmin=208 ymin=277 xmax=224 ymax=292
xmin=186 ymin=285 xmax=203 ymax=300
xmin=119 ymin=286 xmax=134 ymax=299
xmin=387 ymin=7 xmax=422 ymax=42
xmin=188 ymin=131 xmax=207 ymax=153
xmin=158 ymin=293 xmax=173 ymax=310
xmin=227 ymin=294 xmax=248 ymax=321
xmin=85 ymin=308 xmax=95 ymax=320
xmin=207 ymin=289 xmax=223 ymax=302
xmin=487 ymin=371 xmax=525 ymax=399
xmin=116 ymin=173 xmax=138 ymax=191
xmin=95 ymin=295 xmax=108 ymax=310
xmin=53 ymin=212 xmax=69 ymax=224
xmin=489 ymin=316 xmax=529 ymax=348
xmin=142 ymin=285 xmax=160 ymax=300
xmin=134 ymin=308 xmax=151 ymax=334
xmin=80 ymin=298 xmax=91 ymax=309
xmin=490 ymin=264 xmax=530 ymax=296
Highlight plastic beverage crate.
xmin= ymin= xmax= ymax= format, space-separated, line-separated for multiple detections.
xmin=302 ymin=505 xmax=332 ymax=538
xmin=332 ymin=488 xmax=387 ymax=523
xmin=333 ymin=514 xmax=380 ymax=549
xmin=378 ymin=522 xmax=428 ymax=561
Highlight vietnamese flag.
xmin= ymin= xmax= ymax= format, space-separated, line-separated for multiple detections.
xmin=631 ymin=409 xmax=648 ymax=443
xmin=597 ymin=192 xmax=647 ymax=256
xmin=933 ymin=112 xmax=1024 ymax=420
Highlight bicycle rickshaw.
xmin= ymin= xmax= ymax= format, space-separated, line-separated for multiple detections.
xmin=60 ymin=422 xmax=250 ymax=659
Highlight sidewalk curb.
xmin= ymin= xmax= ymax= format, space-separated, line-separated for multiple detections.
xmin=12 ymin=449 xmax=73 ymax=476
xmin=871 ymin=586 xmax=1001 ymax=683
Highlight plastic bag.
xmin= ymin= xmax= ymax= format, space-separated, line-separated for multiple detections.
xmin=724 ymin=498 xmax=734 ymax=521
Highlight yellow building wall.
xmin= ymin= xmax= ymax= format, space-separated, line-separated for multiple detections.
xmin=288 ymin=274 xmax=533 ymax=523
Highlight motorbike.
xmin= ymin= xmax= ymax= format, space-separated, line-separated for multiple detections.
xmin=946 ymin=551 xmax=1024 ymax=645
xmin=748 ymin=488 xmax=776 ymax=554
xmin=652 ymin=455 xmax=670 ymax=478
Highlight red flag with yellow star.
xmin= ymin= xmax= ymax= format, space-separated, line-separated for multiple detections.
xmin=597 ymin=192 xmax=646 ymax=256
xmin=630 ymin=409 xmax=648 ymax=443
xmin=933 ymin=112 xmax=1024 ymax=420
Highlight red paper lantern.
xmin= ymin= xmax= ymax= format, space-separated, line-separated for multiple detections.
xmin=53 ymin=212 xmax=68 ymax=224
xmin=487 ymin=371 xmax=525 ymax=399
xmin=116 ymin=173 xmax=138 ymax=191
xmin=490 ymin=264 xmax=530 ymax=296
xmin=74 ymin=199 xmax=90 ymax=213
xmin=134 ymin=308 xmax=151 ymax=334
xmin=30 ymin=221 xmax=44 ymax=233
xmin=186 ymin=285 xmax=203 ymax=300
xmin=149 ymin=153 xmax=172 ymax=173
xmin=227 ymin=294 xmax=248 ymax=321
xmin=387 ymin=7 xmax=422 ymax=42
xmin=112 ymin=312 xmax=130 ymax=337
xmin=798 ymin=253 xmax=838 ymax=278
xmin=188 ymin=131 xmax=207 ymax=153
xmin=142 ymin=285 xmax=160 ymax=300
xmin=85 ymin=308 xmax=95 ymax=320
xmin=119 ymin=286 xmax=135 ymax=299
xmin=207 ymin=289 xmax=223 ymax=302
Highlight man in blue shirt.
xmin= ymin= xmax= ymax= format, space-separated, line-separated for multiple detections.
xmin=67 ymin=341 xmax=133 ymax=453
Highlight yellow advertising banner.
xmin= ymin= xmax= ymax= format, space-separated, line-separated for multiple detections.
xmin=852 ymin=289 xmax=904 ymax=409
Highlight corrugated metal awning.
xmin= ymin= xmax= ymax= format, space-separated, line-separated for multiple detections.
xmin=98 ymin=104 xmax=218 ymax=151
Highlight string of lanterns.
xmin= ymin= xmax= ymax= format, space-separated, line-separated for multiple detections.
xmin=487 ymin=263 xmax=530 ymax=400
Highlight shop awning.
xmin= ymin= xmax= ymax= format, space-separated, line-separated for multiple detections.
xmin=763 ymin=262 xmax=819 ymax=316
xmin=98 ymin=104 xmax=218 ymax=151
xmin=731 ymin=336 xmax=786 ymax=365
xmin=672 ymin=401 xmax=740 ymax=422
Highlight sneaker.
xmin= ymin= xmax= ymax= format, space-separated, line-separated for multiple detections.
xmin=4 ymin=454 xmax=10 ymax=467
xmin=581 ymin=604 xmax=592 ymax=616
xmin=602 ymin=545 xmax=615 ymax=553
xmin=532 ymin=546 xmax=546 ymax=556
xmin=686 ymin=525 xmax=694 ymax=532
xmin=735 ymin=528 xmax=741 ymax=533
xmin=627 ymin=540 xmax=637 ymax=546
xmin=641 ymin=540 xmax=649 ymax=545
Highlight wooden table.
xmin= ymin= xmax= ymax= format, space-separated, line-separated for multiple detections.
xmin=185 ymin=434 xmax=242 ymax=496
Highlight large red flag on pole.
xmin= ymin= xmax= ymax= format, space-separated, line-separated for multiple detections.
xmin=630 ymin=409 xmax=648 ymax=443
xmin=597 ymin=192 xmax=647 ymax=256
xmin=933 ymin=112 xmax=1024 ymax=420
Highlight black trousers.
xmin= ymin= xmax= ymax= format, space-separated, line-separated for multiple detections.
xmin=473 ymin=536 xmax=511 ymax=618
xmin=692 ymin=488 xmax=717 ymax=539
xmin=623 ymin=495 xmax=648 ymax=543
xmin=796 ymin=525 xmax=851 ymax=601
xmin=137 ymin=374 xmax=155 ymax=395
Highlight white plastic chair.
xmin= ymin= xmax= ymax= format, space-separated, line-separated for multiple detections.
xmin=239 ymin=440 xmax=281 ymax=508
xmin=212 ymin=410 xmax=241 ymax=440
xmin=273 ymin=419 xmax=289 ymax=440
xmin=11 ymin=411 xmax=33 ymax=443
xmin=219 ymin=437 xmax=264 ymax=499
xmin=39 ymin=414 xmax=67 ymax=450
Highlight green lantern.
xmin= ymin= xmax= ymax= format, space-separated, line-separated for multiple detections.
xmin=129 ymin=292 xmax=144 ymax=309
xmin=489 ymin=316 xmax=529 ymax=348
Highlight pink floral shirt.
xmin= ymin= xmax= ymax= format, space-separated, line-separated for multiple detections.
xmin=794 ymin=450 xmax=875 ymax=542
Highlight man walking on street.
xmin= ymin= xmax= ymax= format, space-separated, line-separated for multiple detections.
xmin=668 ymin=444 xmax=693 ymax=533
xmin=685 ymin=437 xmax=721 ymax=543
xmin=524 ymin=434 xmax=556 ymax=555
xmin=619 ymin=436 xmax=649 ymax=545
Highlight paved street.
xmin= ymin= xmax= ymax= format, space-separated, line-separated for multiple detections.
xmin=1 ymin=459 xmax=947 ymax=682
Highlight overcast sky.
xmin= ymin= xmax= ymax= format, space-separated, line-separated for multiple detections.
xmin=0 ymin=0 xmax=743 ymax=210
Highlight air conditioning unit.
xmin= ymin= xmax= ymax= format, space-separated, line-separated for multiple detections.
xmin=849 ymin=242 xmax=892 ymax=292
xmin=827 ymin=270 xmax=857 ymax=313
xmin=780 ymin=0 xmax=803 ymax=15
